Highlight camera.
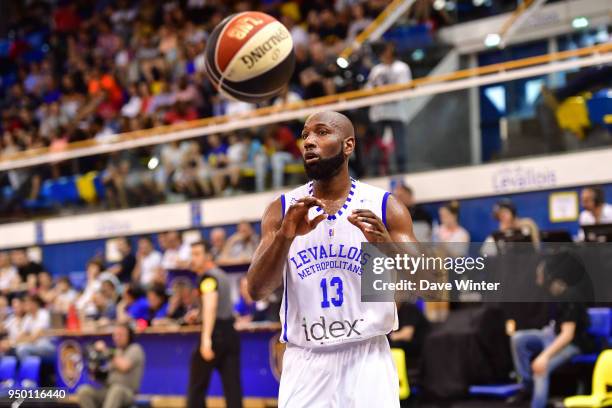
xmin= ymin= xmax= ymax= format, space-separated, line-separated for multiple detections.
xmin=85 ymin=343 xmax=114 ymax=383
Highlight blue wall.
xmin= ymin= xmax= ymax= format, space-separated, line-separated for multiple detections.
xmin=39 ymin=184 xmax=610 ymax=277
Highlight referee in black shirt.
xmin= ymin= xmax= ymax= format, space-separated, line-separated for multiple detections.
xmin=187 ymin=241 xmax=243 ymax=408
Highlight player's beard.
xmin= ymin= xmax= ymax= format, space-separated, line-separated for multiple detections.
xmin=303 ymin=148 xmax=345 ymax=181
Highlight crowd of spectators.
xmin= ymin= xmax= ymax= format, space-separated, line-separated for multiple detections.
xmin=0 ymin=0 xmax=424 ymax=217
xmin=0 ymin=221 xmax=279 ymax=373
xmin=0 ymin=183 xmax=609 ymax=404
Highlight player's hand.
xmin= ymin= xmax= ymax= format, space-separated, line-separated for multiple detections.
xmin=200 ymin=338 xmax=215 ymax=361
xmin=348 ymin=209 xmax=392 ymax=243
xmin=279 ymin=197 xmax=327 ymax=239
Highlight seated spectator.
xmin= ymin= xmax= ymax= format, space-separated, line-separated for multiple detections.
xmin=146 ymin=283 xmax=169 ymax=326
xmin=161 ymin=231 xmax=191 ymax=270
xmin=76 ymin=259 xmax=104 ymax=315
xmin=482 ymin=200 xmax=540 ymax=256
xmin=393 ymin=183 xmax=433 ymax=241
xmin=107 ymin=237 xmax=136 ymax=284
xmin=0 ymin=252 xmax=21 ymax=295
xmin=433 ymin=201 xmax=470 ymax=256
xmin=49 ymin=277 xmax=78 ymax=315
xmin=234 ymin=276 xmax=271 ymax=327
xmin=36 ymin=271 xmax=55 ymax=305
xmin=84 ymin=290 xmax=117 ymax=328
xmin=262 ymin=124 xmax=301 ymax=190
xmin=211 ymin=133 xmax=247 ymax=195
xmin=132 ymin=236 xmax=163 ymax=288
xmin=507 ymin=252 xmax=594 ymax=408
xmin=578 ymin=186 xmax=612 ymax=240
xmin=0 ymin=297 xmax=27 ymax=356
xmin=11 ymin=249 xmax=45 ymax=285
xmin=164 ymin=278 xmax=199 ymax=325
xmin=388 ymin=302 xmax=430 ymax=370
xmin=77 ymin=323 xmax=145 ymax=408
xmin=117 ymin=284 xmax=148 ymax=323
xmin=209 ymin=228 xmax=227 ymax=261
xmin=14 ymin=294 xmax=54 ymax=361
xmin=217 ymin=221 xmax=259 ymax=265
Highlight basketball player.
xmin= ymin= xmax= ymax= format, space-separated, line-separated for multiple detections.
xmin=247 ymin=111 xmax=417 ymax=407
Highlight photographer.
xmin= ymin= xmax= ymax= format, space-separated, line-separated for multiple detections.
xmin=77 ymin=323 xmax=145 ymax=408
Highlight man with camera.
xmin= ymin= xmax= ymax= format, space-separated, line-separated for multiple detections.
xmin=77 ymin=323 xmax=145 ymax=408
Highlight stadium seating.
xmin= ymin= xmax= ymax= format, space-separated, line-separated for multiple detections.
xmin=571 ymin=308 xmax=612 ymax=365
xmin=564 ymin=349 xmax=612 ymax=408
xmin=17 ymin=356 xmax=41 ymax=389
xmin=0 ymin=356 xmax=17 ymax=391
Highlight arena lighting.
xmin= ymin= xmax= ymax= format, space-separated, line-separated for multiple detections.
xmin=572 ymin=17 xmax=589 ymax=29
xmin=411 ymin=49 xmax=425 ymax=61
xmin=336 ymin=57 xmax=349 ymax=69
xmin=473 ymin=0 xmax=485 ymax=6
xmin=147 ymin=156 xmax=159 ymax=170
xmin=485 ymin=33 xmax=501 ymax=47
xmin=433 ymin=0 xmax=446 ymax=10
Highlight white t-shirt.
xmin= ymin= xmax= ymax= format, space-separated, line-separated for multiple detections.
xmin=4 ymin=314 xmax=26 ymax=340
xmin=227 ymin=142 xmax=247 ymax=164
xmin=0 ymin=266 xmax=19 ymax=291
xmin=23 ymin=309 xmax=51 ymax=334
xmin=578 ymin=203 xmax=612 ymax=240
xmin=579 ymin=203 xmax=612 ymax=226
xmin=162 ymin=244 xmax=191 ymax=270
xmin=139 ymin=250 xmax=162 ymax=286
xmin=366 ymin=60 xmax=412 ymax=123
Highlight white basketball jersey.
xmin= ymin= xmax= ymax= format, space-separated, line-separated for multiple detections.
xmin=279 ymin=178 xmax=398 ymax=348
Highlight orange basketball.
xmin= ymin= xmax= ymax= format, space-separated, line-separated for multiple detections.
xmin=205 ymin=11 xmax=295 ymax=103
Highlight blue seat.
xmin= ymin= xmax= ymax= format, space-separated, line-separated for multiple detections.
xmin=570 ymin=308 xmax=611 ymax=364
xmin=0 ymin=356 xmax=17 ymax=390
xmin=17 ymin=356 xmax=41 ymax=388
xmin=469 ymin=383 xmax=523 ymax=398
xmin=586 ymin=90 xmax=612 ymax=130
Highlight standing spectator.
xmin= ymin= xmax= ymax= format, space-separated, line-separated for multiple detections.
xmin=11 ymin=249 xmax=45 ymax=285
xmin=0 ymin=252 xmax=21 ymax=294
xmin=15 ymin=295 xmax=54 ymax=362
xmin=209 ymin=228 xmax=227 ymax=261
xmin=217 ymin=222 xmax=259 ymax=265
xmin=132 ymin=237 xmax=163 ymax=288
xmin=108 ymin=238 xmax=136 ymax=284
xmin=366 ymin=42 xmax=412 ymax=173
xmin=161 ymin=231 xmax=191 ymax=271
xmin=578 ymin=186 xmax=612 ymax=240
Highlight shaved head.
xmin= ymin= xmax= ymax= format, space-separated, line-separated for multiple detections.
xmin=305 ymin=111 xmax=355 ymax=140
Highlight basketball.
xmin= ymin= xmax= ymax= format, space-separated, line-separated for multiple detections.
xmin=205 ymin=11 xmax=295 ymax=103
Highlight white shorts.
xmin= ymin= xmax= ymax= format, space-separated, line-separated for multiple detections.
xmin=278 ymin=335 xmax=400 ymax=408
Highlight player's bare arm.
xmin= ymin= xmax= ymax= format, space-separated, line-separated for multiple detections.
xmin=247 ymin=196 xmax=326 ymax=300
